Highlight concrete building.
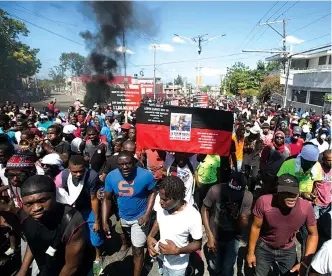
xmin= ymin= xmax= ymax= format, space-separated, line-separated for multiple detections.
xmin=266 ymin=49 xmax=331 ymax=113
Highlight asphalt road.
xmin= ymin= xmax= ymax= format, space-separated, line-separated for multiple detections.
xmin=30 ymin=91 xmax=75 ymax=112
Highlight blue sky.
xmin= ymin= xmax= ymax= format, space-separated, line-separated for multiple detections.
xmin=1 ymin=1 xmax=330 ymax=85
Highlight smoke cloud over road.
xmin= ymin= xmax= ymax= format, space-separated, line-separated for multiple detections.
xmin=79 ymin=1 xmax=158 ymax=106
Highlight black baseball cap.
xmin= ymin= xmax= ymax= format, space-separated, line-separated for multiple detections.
xmin=223 ymin=172 xmax=247 ymax=201
xmin=276 ymin=174 xmax=299 ymax=195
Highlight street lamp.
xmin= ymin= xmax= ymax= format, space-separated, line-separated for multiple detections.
xmin=173 ymin=33 xmax=226 ymax=91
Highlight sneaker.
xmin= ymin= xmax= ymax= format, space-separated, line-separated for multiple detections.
xmin=93 ymin=260 xmax=102 ymax=276
xmin=5 ymin=248 xmax=15 ymax=256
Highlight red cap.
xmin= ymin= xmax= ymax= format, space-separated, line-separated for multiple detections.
xmin=54 ymin=108 xmax=60 ymax=113
xmin=121 ymin=123 xmax=132 ymax=130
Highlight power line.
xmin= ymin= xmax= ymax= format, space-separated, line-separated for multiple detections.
xmin=276 ymin=1 xmax=299 ymax=18
xmin=243 ymin=1 xmax=290 ymax=49
xmin=250 ymin=1 xmax=298 ymax=46
xmin=239 ymin=1 xmax=280 ymax=49
xmin=9 ymin=3 xmax=81 ymax=36
xmin=130 ymin=52 xmax=267 ymax=68
xmin=302 ymin=33 xmax=330 ymax=44
xmin=6 ymin=11 xmax=85 ymax=46
xmin=289 ymin=13 xmax=331 ymax=35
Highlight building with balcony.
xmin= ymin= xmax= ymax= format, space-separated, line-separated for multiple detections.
xmin=266 ymin=49 xmax=331 ymax=114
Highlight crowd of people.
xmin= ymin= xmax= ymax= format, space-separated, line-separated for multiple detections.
xmin=0 ymin=97 xmax=331 ymax=276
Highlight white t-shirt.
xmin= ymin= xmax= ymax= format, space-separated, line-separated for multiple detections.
xmin=310 ymin=138 xmax=329 ymax=153
xmin=164 ymin=153 xmax=198 ymax=206
xmin=157 ymin=204 xmax=202 ymax=270
xmin=310 ymin=239 xmax=332 ymax=275
xmin=0 ymin=165 xmax=22 ymax=208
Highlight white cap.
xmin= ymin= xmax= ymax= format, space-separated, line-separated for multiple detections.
xmin=63 ymin=124 xmax=77 ymax=134
xmin=302 ymin=125 xmax=310 ymax=133
xmin=53 ymin=118 xmax=62 ymax=125
xmin=71 ymin=137 xmax=83 ymax=153
xmin=250 ymin=125 xmax=261 ymax=135
xmin=41 ymin=153 xmax=64 ymax=169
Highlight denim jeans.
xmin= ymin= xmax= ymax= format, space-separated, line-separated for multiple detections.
xmin=299 ymin=224 xmax=308 ymax=257
xmin=206 ymin=238 xmax=240 ymax=276
xmin=313 ymin=204 xmax=331 ymax=220
xmin=254 ymin=239 xmax=296 ymax=276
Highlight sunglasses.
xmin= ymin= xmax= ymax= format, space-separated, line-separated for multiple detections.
xmin=4 ymin=171 xmax=28 ymax=180
xmin=275 ymin=136 xmax=284 ymax=140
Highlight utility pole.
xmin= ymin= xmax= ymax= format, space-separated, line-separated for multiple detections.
xmin=150 ymin=44 xmax=160 ymax=100
xmin=283 ymin=19 xmax=286 ymax=73
xmin=173 ymin=33 xmax=226 ymax=91
xmin=153 ymin=46 xmax=156 ymax=100
xmin=254 ymin=18 xmax=292 ymax=73
xmin=123 ymin=29 xmax=126 ymax=77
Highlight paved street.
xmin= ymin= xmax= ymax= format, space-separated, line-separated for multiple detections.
xmin=29 ymin=91 xmax=74 ymax=112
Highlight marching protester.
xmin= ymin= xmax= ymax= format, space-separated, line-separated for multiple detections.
xmin=202 ymin=172 xmax=252 ymax=276
xmin=287 ymin=125 xmax=304 ymax=156
xmin=56 ymin=155 xmax=103 ymax=275
xmin=0 ymin=97 xmax=330 ymax=276
xmin=313 ymin=149 xmax=331 ymax=219
xmin=147 ymin=176 xmax=202 ymax=276
xmin=310 ymin=128 xmax=330 ymax=153
xmin=260 ymin=131 xmax=290 ymax=194
xmin=231 ymin=125 xmax=245 ymax=172
xmin=80 ymin=126 xmax=112 ymax=173
xmin=103 ymin=150 xmax=156 ymax=276
xmin=242 ymin=125 xmax=263 ymax=193
xmin=247 ymin=174 xmax=318 ymax=276
xmin=0 ymin=175 xmax=89 ymax=276
xmin=41 ymin=124 xmax=71 ymax=165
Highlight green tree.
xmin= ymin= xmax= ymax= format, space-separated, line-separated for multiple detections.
xmin=200 ymin=85 xmax=211 ymax=93
xmin=174 ymin=75 xmax=184 ymax=86
xmin=38 ymin=79 xmax=55 ymax=89
xmin=59 ymin=52 xmax=86 ymax=76
xmin=48 ymin=65 xmax=66 ymax=91
xmin=0 ymin=9 xmax=41 ymax=90
xmin=266 ymin=60 xmax=281 ymax=73
xmin=222 ymin=62 xmax=251 ymax=94
xmin=259 ymin=74 xmax=283 ymax=102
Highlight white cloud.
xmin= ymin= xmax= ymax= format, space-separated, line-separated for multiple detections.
xmin=115 ymin=47 xmax=135 ymax=54
xmin=126 ymin=49 xmax=135 ymax=55
xmin=201 ymin=67 xmax=226 ymax=76
xmin=149 ymin=44 xmax=174 ymax=52
xmin=285 ymin=35 xmax=304 ymax=45
xmin=172 ymin=36 xmax=186 ymax=44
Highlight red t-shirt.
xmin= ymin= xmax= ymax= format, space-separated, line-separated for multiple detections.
xmin=253 ymin=194 xmax=316 ymax=249
xmin=48 ymin=103 xmax=54 ymax=111
xmin=288 ymin=138 xmax=304 ymax=156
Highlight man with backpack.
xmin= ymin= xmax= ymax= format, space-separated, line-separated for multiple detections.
xmin=163 ymin=152 xmax=199 ymax=206
xmin=0 ymin=175 xmax=88 ymax=276
xmin=80 ymin=126 xmax=112 ymax=173
xmin=56 ymin=155 xmax=103 ymax=275
xmin=202 ymin=172 xmax=253 ymax=276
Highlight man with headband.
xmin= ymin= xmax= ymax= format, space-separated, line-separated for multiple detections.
xmin=0 ymin=175 xmax=89 ymax=276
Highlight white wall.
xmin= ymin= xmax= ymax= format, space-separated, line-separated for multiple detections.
xmin=308 ymin=57 xmax=319 ymax=67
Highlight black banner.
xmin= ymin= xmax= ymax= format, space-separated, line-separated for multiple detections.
xmin=136 ymin=104 xmax=233 ymax=156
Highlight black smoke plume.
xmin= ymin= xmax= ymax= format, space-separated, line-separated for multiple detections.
xmin=80 ymin=1 xmax=158 ymax=107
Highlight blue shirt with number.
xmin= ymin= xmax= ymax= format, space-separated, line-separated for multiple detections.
xmin=105 ymin=167 xmax=155 ymax=221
